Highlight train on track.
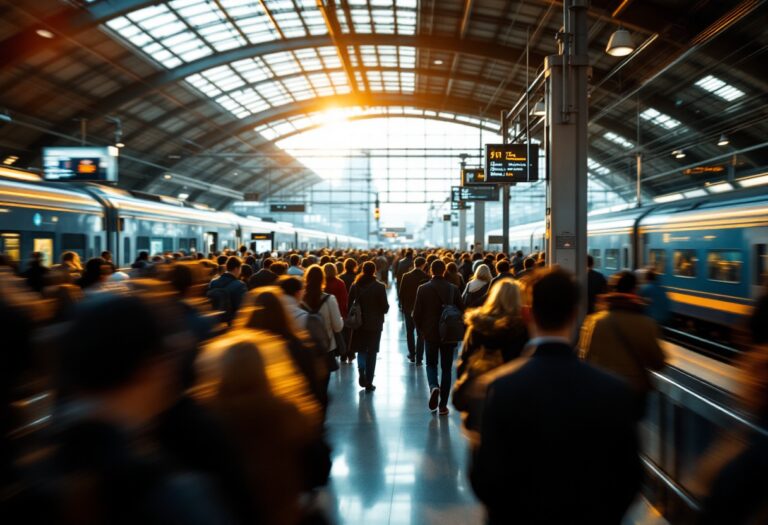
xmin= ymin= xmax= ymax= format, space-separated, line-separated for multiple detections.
xmin=0 ymin=166 xmax=368 ymax=269
xmin=503 ymin=183 xmax=768 ymax=340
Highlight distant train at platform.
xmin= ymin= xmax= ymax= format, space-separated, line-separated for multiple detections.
xmin=0 ymin=167 xmax=367 ymax=268
xmin=503 ymin=187 xmax=768 ymax=337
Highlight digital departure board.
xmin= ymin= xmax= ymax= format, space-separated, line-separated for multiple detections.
xmin=485 ymin=144 xmax=539 ymax=183
xmin=43 ymin=146 xmax=119 ymax=182
xmin=451 ymin=201 xmax=469 ymax=211
xmin=462 ymin=168 xmax=486 ymax=185
xmin=451 ymin=185 xmax=498 ymax=202
xmin=270 ymin=203 xmax=306 ymax=213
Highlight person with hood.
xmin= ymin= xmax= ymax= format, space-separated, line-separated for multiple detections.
xmin=578 ymin=270 xmax=666 ymax=418
xmin=462 ymin=264 xmax=492 ymax=309
xmin=453 ymin=279 xmax=529 ymax=436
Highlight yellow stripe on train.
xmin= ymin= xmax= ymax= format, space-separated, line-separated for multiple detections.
xmin=667 ymin=292 xmax=754 ymax=316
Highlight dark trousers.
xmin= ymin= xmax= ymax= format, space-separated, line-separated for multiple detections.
xmin=425 ymin=341 xmax=455 ymax=408
xmin=403 ymin=313 xmax=424 ymax=362
xmin=355 ymin=329 xmax=382 ymax=386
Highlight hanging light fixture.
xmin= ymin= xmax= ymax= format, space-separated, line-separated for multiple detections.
xmin=717 ymin=133 xmax=729 ymax=146
xmin=531 ymin=101 xmax=546 ymax=116
xmin=605 ymin=28 xmax=635 ymax=57
xmin=672 ymin=149 xmax=686 ymax=159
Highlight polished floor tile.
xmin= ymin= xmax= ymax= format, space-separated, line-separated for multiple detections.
xmin=324 ymin=288 xmax=484 ymax=525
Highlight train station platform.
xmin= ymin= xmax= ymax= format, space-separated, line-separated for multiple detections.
xmin=320 ymin=287 xmax=668 ymax=525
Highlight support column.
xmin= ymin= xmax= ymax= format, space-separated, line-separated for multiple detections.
xmin=545 ymin=0 xmax=589 ymax=290
xmin=459 ymin=158 xmax=467 ymax=251
xmin=501 ymin=111 xmax=510 ymax=255
xmin=473 ymin=201 xmax=485 ymax=252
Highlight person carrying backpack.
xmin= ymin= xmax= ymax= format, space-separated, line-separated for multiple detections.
xmin=348 ymin=261 xmax=389 ymax=391
xmin=412 ymin=259 xmax=464 ymax=415
xmin=302 ymin=265 xmax=344 ymax=386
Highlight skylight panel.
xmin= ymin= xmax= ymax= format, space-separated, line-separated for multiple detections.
xmin=640 ymin=108 xmax=681 ymax=130
xmin=695 ymin=75 xmax=744 ymax=101
xmin=588 ymin=158 xmax=611 ymax=175
xmin=603 ymin=132 xmax=633 ymax=149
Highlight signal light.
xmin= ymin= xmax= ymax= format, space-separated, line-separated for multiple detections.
xmin=374 ymin=208 xmax=380 ymax=220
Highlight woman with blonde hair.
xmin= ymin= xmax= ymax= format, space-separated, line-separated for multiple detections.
xmin=462 ymin=263 xmax=492 ymax=308
xmin=453 ymin=279 xmax=529 ymax=434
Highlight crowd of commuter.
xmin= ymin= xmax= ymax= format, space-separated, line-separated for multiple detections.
xmin=0 ymin=243 xmax=765 ymax=524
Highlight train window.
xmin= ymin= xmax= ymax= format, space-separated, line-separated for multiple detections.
xmin=0 ymin=232 xmax=21 ymax=263
xmin=756 ymin=244 xmax=767 ymax=286
xmin=163 ymin=238 xmax=173 ymax=252
xmin=707 ymin=250 xmax=742 ymax=283
xmin=61 ymin=233 xmax=86 ymax=259
xmin=189 ymin=238 xmax=197 ymax=252
xmin=124 ymin=237 xmax=131 ymax=265
xmin=33 ymin=238 xmax=54 ymax=266
xmin=605 ymin=249 xmax=619 ymax=270
xmin=673 ymin=250 xmax=698 ymax=278
xmin=589 ymin=249 xmax=601 ymax=269
xmin=94 ymin=236 xmax=102 ymax=258
xmin=179 ymin=238 xmax=189 ymax=252
xmin=648 ymin=249 xmax=666 ymax=274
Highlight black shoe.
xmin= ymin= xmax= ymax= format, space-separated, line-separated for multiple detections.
xmin=428 ymin=387 xmax=440 ymax=411
xmin=365 ymin=384 xmax=376 ymax=392
xmin=416 ymin=360 xmax=423 ymax=366
xmin=359 ymin=374 xmax=366 ymax=388
xmin=408 ymin=354 xmax=415 ymax=363
xmin=438 ymin=406 xmax=449 ymax=416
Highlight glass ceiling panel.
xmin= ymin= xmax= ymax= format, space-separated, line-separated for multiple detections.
xmin=101 ymin=0 xmax=417 ymax=62
xmin=640 ymin=108 xmax=681 ymax=130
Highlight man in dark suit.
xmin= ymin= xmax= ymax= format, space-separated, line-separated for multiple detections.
xmin=394 ymin=249 xmax=414 ymax=301
xmin=470 ymin=268 xmax=640 ymax=525
xmin=514 ymin=256 xmax=536 ymax=279
xmin=247 ymin=257 xmax=277 ymax=289
xmin=587 ymin=254 xmax=608 ymax=314
xmin=398 ymin=257 xmax=429 ymax=364
xmin=412 ymin=259 xmax=464 ymax=415
xmin=490 ymin=259 xmax=514 ymax=287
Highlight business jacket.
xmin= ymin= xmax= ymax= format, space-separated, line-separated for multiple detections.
xmin=471 ymin=342 xmax=640 ymax=525
xmin=394 ymin=256 xmax=414 ymax=285
xmin=490 ymin=271 xmax=515 ymax=288
xmin=412 ymin=276 xmax=463 ymax=344
xmin=208 ymin=272 xmax=247 ymax=313
xmin=587 ymin=268 xmax=608 ymax=314
xmin=348 ymin=276 xmax=389 ymax=332
xmin=398 ymin=267 xmax=428 ymax=315
xmin=247 ymin=268 xmax=277 ymax=289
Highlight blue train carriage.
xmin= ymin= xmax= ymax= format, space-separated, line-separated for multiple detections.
xmin=0 ymin=167 xmax=105 ymax=268
xmin=587 ymin=210 xmax=640 ymax=274
xmin=87 ymin=185 xmax=239 ymax=266
xmin=639 ymin=191 xmax=768 ymax=331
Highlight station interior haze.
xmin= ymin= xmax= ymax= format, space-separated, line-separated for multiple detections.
xmin=1 ymin=1 xmax=767 ymax=524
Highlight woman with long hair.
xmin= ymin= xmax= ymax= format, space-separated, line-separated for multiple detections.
xmin=239 ymin=287 xmax=324 ymax=407
xmin=445 ymin=261 xmax=465 ymax=293
xmin=453 ymin=279 xmax=529 ymax=434
xmin=302 ymin=265 xmax=343 ymax=378
xmin=462 ymin=263 xmax=492 ymax=308
xmin=348 ymin=261 xmax=389 ymax=391
xmin=340 ymin=257 xmax=357 ymax=292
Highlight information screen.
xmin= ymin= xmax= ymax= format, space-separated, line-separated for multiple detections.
xmin=43 ymin=146 xmax=119 ymax=182
xmin=451 ymin=185 xmax=498 ymax=202
xmin=270 ymin=203 xmax=306 ymax=213
xmin=462 ymin=168 xmax=486 ymax=185
xmin=485 ymin=144 xmax=539 ymax=183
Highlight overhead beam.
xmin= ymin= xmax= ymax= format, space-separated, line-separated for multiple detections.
xmin=316 ymin=0 xmax=365 ymax=95
xmin=0 ymin=0 xmax=157 ymax=70
xmin=75 ymin=33 xmax=546 ymax=121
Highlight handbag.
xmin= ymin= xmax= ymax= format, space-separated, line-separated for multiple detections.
xmin=333 ymin=331 xmax=347 ymax=359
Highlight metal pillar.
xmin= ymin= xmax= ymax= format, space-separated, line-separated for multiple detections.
xmin=501 ymin=110 xmax=510 ymax=255
xmin=545 ymin=0 xmax=589 ymax=286
xmin=473 ymin=201 xmax=485 ymax=252
xmin=459 ymin=158 xmax=467 ymax=251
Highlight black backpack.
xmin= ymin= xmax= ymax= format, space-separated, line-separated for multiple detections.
xmin=438 ymin=284 xmax=465 ymax=344
xmin=301 ymin=294 xmax=331 ymax=352
xmin=345 ymin=283 xmax=372 ymax=330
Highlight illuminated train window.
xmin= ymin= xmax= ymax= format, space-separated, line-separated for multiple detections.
xmin=605 ymin=249 xmax=619 ymax=270
xmin=648 ymin=249 xmax=666 ymax=274
xmin=589 ymin=248 xmax=602 ymax=269
xmin=707 ymin=250 xmax=742 ymax=283
xmin=673 ymin=250 xmax=698 ymax=278
xmin=756 ymin=244 xmax=767 ymax=286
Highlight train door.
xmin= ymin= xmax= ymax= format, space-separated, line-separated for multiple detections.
xmin=746 ymin=226 xmax=768 ymax=299
xmin=204 ymin=232 xmax=218 ymax=254
xmin=250 ymin=233 xmax=274 ymax=254
xmin=31 ymin=232 xmax=55 ymax=266
xmin=622 ymin=245 xmax=630 ymax=270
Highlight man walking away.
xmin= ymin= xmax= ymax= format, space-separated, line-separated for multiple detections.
xmin=394 ymin=249 xmax=414 ymax=300
xmin=471 ymin=268 xmax=640 ymax=524
xmin=587 ymin=254 xmax=608 ymax=314
xmin=412 ymin=259 xmax=463 ymax=415
xmin=398 ymin=257 xmax=429 ymax=364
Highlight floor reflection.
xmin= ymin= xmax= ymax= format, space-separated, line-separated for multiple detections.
xmin=325 ymin=289 xmax=484 ymax=525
